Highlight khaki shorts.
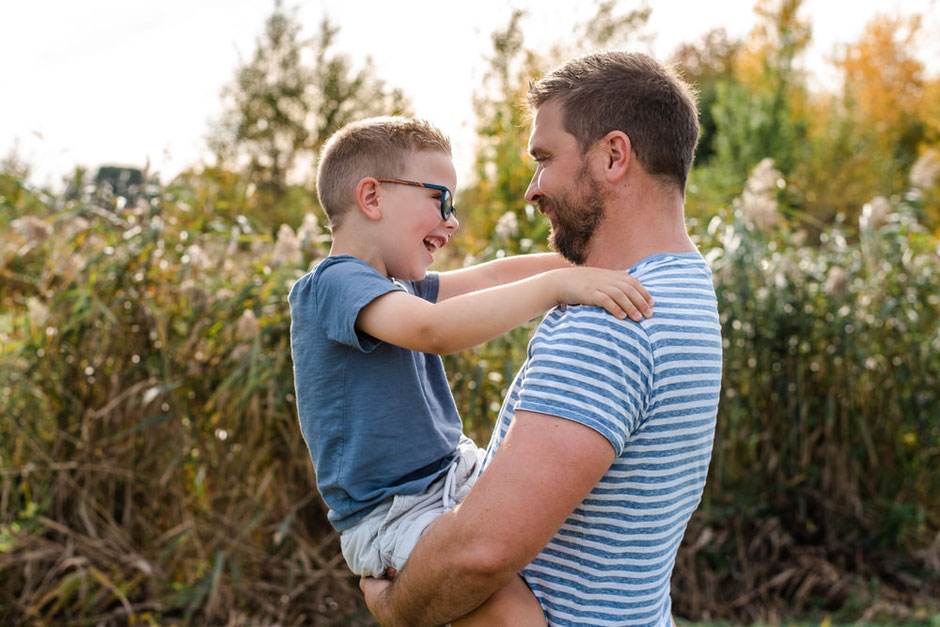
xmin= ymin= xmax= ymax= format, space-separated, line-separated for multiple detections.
xmin=340 ymin=436 xmax=484 ymax=577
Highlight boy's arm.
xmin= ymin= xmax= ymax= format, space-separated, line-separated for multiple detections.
xmin=356 ymin=266 xmax=652 ymax=355
xmin=436 ymin=253 xmax=570 ymax=301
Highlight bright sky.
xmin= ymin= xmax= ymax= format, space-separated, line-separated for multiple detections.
xmin=3 ymin=0 xmax=938 ymax=191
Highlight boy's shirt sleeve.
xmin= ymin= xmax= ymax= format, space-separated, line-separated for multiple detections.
xmin=406 ymin=272 xmax=439 ymax=303
xmin=314 ymin=258 xmax=405 ymax=353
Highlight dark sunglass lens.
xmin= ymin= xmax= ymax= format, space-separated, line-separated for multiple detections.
xmin=443 ymin=190 xmax=455 ymax=219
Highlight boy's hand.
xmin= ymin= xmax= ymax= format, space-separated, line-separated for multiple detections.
xmin=550 ymin=267 xmax=654 ymax=321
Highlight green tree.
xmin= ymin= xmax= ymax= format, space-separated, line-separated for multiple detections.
xmin=712 ymin=0 xmax=811 ymax=177
xmin=671 ymin=28 xmax=741 ymax=167
xmin=208 ymin=2 xmax=410 ymax=230
xmin=577 ymin=0 xmax=652 ymax=51
xmin=454 ymin=10 xmax=541 ymax=258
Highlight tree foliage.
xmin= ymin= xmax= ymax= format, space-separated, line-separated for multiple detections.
xmin=710 ymin=0 xmax=811 ymax=182
xmin=208 ymin=2 xmax=411 ymax=229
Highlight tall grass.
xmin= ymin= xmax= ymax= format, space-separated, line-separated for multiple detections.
xmin=1 ymin=179 xmax=371 ymax=624
xmin=1 ymin=164 xmax=938 ymax=623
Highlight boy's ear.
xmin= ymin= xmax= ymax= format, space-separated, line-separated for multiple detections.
xmin=600 ymin=131 xmax=631 ymax=183
xmin=355 ymin=177 xmax=383 ymax=221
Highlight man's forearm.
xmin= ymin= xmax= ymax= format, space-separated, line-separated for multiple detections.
xmin=366 ymin=507 xmax=513 ymax=626
xmin=365 ymin=412 xmax=616 ymax=625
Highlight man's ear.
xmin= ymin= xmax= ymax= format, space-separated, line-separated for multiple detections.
xmin=355 ymin=177 xmax=383 ymax=221
xmin=601 ymin=131 xmax=631 ymax=183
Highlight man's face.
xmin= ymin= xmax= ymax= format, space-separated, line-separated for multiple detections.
xmin=525 ymin=100 xmax=606 ymax=265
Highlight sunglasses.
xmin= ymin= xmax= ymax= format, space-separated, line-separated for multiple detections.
xmin=376 ymin=178 xmax=456 ymax=222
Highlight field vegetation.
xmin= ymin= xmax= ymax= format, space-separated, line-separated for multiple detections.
xmin=2 ymin=0 xmax=939 ymax=624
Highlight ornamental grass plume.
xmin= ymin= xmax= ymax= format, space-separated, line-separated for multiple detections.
xmin=495 ymin=210 xmax=520 ymax=241
xmin=297 ymin=213 xmax=324 ymax=262
xmin=296 ymin=213 xmax=321 ymax=242
xmin=235 ymin=309 xmax=261 ymax=341
xmin=232 ymin=309 xmax=261 ymax=362
xmin=823 ymin=265 xmax=849 ymax=297
xmin=184 ymin=244 xmax=213 ymax=271
xmin=272 ymin=223 xmax=301 ymax=266
xmin=910 ymin=148 xmax=939 ymax=190
xmin=11 ymin=215 xmax=53 ymax=244
xmin=738 ymin=158 xmax=782 ymax=231
xmin=859 ymin=196 xmax=892 ymax=232
xmin=59 ymin=215 xmax=90 ymax=241
xmin=25 ymin=296 xmax=49 ymax=328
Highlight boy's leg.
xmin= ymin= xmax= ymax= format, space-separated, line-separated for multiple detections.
xmin=340 ymin=499 xmax=394 ymax=577
xmin=452 ymin=574 xmax=545 ymax=627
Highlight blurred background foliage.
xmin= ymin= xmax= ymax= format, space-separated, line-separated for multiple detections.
xmin=2 ymin=0 xmax=939 ymax=624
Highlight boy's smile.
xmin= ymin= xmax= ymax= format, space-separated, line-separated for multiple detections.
xmin=423 ymin=234 xmax=448 ymax=256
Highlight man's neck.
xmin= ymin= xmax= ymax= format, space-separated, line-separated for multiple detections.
xmin=585 ymin=192 xmax=697 ymax=270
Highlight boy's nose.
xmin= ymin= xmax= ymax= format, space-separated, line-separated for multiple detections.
xmin=445 ymin=213 xmax=458 ymax=232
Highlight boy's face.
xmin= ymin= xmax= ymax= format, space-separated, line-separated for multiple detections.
xmin=376 ymin=150 xmax=458 ymax=281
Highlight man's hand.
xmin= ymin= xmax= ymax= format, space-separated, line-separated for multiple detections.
xmin=360 ymin=576 xmax=393 ymax=624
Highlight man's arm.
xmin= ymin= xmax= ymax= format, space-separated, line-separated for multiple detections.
xmin=436 ymin=253 xmax=570 ymax=301
xmin=361 ymin=411 xmax=616 ymax=627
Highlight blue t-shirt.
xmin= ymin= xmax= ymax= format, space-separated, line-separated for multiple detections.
xmin=483 ymin=253 xmax=722 ymax=626
xmin=289 ymin=255 xmax=462 ymax=531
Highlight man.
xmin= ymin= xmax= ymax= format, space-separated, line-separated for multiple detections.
xmin=361 ymin=51 xmax=723 ymax=627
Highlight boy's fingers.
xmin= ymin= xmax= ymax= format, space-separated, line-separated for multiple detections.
xmin=605 ymin=289 xmax=640 ymax=321
xmin=621 ymin=295 xmax=643 ymax=322
xmin=596 ymin=292 xmax=628 ymax=319
xmin=625 ymin=275 xmax=651 ymax=297
xmin=619 ymin=282 xmax=652 ymax=318
xmin=624 ymin=276 xmax=654 ymax=307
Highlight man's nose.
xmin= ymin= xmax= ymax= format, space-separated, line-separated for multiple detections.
xmin=525 ymin=175 xmax=541 ymax=204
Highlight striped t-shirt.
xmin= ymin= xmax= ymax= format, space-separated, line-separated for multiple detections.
xmin=482 ymin=252 xmax=722 ymax=626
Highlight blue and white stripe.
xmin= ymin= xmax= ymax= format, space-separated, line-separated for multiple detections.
xmin=482 ymin=253 xmax=722 ymax=626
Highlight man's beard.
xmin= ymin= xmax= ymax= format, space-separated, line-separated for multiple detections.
xmin=541 ymin=164 xmax=606 ymax=265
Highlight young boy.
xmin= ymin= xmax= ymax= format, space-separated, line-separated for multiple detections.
xmin=288 ymin=116 xmax=653 ymax=625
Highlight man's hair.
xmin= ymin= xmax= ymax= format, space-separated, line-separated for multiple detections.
xmin=527 ymin=51 xmax=699 ymax=192
xmin=316 ymin=116 xmax=452 ymax=229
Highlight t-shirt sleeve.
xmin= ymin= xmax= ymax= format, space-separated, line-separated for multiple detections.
xmin=512 ymin=308 xmax=654 ymax=456
xmin=314 ymin=258 xmax=405 ymax=352
xmin=404 ymin=271 xmax=440 ymax=303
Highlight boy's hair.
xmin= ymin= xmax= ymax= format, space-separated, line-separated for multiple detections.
xmin=316 ymin=116 xmax=452 ymax=230
xmin=527 ymin=51 xmax=699 ymax=192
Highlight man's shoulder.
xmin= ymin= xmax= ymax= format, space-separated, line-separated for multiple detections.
xmin=531 ymin=306 xmax=655 ymax=372
xmin=630 ymin=251 xmax=711 ymax=281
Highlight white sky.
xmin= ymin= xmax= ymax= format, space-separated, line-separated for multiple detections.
xmin=2 ymin=0 xmax=938 ymax=191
